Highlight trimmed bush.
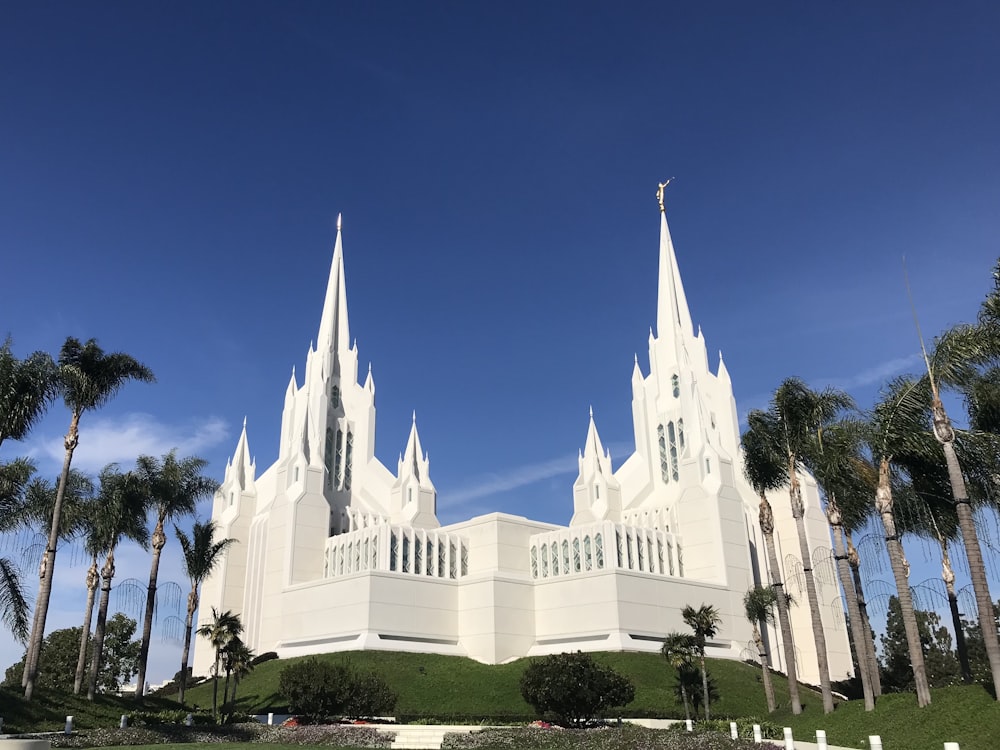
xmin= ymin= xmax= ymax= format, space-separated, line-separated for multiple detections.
xmin=519 ymin=652 xmax=635 ymax=726
xmin=278 ymin=658 xmax=397 ymax=721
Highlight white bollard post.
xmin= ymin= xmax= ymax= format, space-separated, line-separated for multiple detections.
xmin=944 ymin=744 xmax=960 ymax=750
xmin=753 ymin=724 xmax=762 ymax=744
xmin=267 ymin=712 xmax=274 ymax=726
xmin=65 ymin=716 xmax=74 ymax=734
xmin=120 ymin=715 xmax=128 ymax=729
xmin=783 ymin=726 xmax=794 ymax=750
xmin=185 ymin=713 xmax=193 ymax=727
xmin=816 ymin=729 xmax=828 ymax=750
xmin=685 ymin=718 xmax=693 ymax=731
xmin=730 ymin=721 xmax=739 ymax=739
xmin=869 ymin=736 xmax=883 ymax=750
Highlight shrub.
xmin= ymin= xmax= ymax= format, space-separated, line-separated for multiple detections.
xmin=251 ymin=651 xmax=279 ymax=666
xmin=278 ymin=658 xmax=397 ymax=721
xmin=519 ymin=651 xmax=635 ymax=726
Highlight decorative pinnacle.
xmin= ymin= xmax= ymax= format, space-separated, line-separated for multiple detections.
xmin=589 ymin=405 xmax=594 ymax=418
xmin=243 ymin=415 xmax=247 ymax=428
xmin=656 ymin=178 xmax=674 ymax=213
xmin=412 ymin=410 xmax=417 ymax=423
xmin=337 ymin=212 xmax=342 ymax=231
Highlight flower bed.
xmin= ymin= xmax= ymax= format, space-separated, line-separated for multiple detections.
xmin=47 ymin=723 xmax=390 ymax=748
xmin=441 ymin=726 xmax=781 ymax=750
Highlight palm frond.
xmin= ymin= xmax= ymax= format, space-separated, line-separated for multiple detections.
xmin=0 ymin=556 xmax=29 ymax=642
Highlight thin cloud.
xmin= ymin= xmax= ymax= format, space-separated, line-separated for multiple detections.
xmin=26 ymin=413 xmax=229 ymax=473
xmin=444 ymin=454 xmax=579 ymax=506
xmin=442 ymin=439 xmax=635 ymax=507
xmin=823 ymin=353 xmax=923 ymax=391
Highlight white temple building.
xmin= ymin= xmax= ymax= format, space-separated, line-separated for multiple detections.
xmin=193 ymin=202 xmax=852 ymax=683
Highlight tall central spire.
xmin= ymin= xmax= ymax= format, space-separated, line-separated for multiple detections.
xmin=655 ymin=200 xmax=695 ymax=340
xmin=317 ymin=213 xmax=351 ymax=358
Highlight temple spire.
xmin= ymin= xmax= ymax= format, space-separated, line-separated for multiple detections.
xmin=655 ymin=190 xmax=695 ymax=340
xmin=230 ymin=417 xmax=255 ymax=490
xmin=317 ymin=215 xmax=351 ymax=359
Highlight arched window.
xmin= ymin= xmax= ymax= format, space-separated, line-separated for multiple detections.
xmin=671 ymin=374 xmax=680 ymax=398
xmin=584 ymin=536 xmax=593 ymax=571
xmin=657 ymin=424 xmax=670 ymax=484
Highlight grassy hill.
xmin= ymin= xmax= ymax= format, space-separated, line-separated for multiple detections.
xmin=182 ymin=650 xmax=822 ymax=720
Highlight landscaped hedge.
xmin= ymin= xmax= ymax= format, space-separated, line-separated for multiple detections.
xmin=47 ymin=723 xmax=391 ymax=748
xmin=441 ymin=726 xmax=781 ymax=750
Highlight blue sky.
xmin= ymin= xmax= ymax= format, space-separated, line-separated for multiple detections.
xmin=2 ymin=2 xmax=999 ymax=685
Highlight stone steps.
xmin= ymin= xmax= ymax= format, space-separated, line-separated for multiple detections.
xmin=375 ymin=724 xmax=484 ymax=750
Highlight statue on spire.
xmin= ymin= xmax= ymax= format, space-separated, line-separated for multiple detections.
xmin=656 ymin=179 xmax=674 ymax=213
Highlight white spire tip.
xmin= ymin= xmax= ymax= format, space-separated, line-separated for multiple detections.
xmin=336 ymin=212 xmax=342 ymax=231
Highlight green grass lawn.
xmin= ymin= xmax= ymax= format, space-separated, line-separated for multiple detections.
xmin=181 ymin=650 xmax=820 ymax=720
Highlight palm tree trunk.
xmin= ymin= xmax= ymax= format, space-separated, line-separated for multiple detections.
xmin=178 ymin=588 xmax=197 ymax=704
xmin=876 ymin=457 xmax=931 ymax=707
xmin=24 ymin=412 xmax=79 ymax=700
xmin=933 ymin=401 xmax=1000 ymax=699
xmin=699 ymin=654 xmax=710 ymax=720
xmin=759 ymin=495 xmax=802 ymax=714
xmin=135 ymin=515 xmax=166 ymax=699
xmin=223 ymin=667 xmax=232 ymax=719
xmin=680 ymin=683 xmax=691 ymax=722
xmin=788 ymin=468 xmax=834 ymax=714
xmin=212 ymin=651 xmax=220 ymax=719
xmin=940 ymin=544 xmax=972 ymax=683
xmin=73 ymin=554 xmax=99 ymax=695
xmin=828 ymin=501 xmax=875 ymax=710
xmin=846 ymin=532 xmax=881 ymax=696
xmin=752 ymin=622 xmax=776 ymax=712
xmin=87 ymin=549 xmax=115 ymax=701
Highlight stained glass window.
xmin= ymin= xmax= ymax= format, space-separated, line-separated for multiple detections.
xmin=402 ymin=535 xmax=410 ymax=573
xmin=426 ymin=540 xmax=434 ymax=576
xmin=335 ymin=429 xmax=344 ymax=488
xmin=671 ymin=374 xmax=680 ymax=397
xmin=461 ymin=544 xmax=468 ymax=576
xmin=331 ymin=384 xmax=340 ymax=408
xmin=450 ymin=542 xmax=458 ymax=578
xmin=325 ymin=428 xmax=335 ymax=489
xmin=562 ymin=540 xmax=570 ymax=573
xmin=344 ymin=432 xmax=353 ymax=490
xmin=541 ymin=544 xmax=549 ymax=578
xmin=636 ymin=534 xmax=645 ymax=570
xmin=667 ymin=422 xmax=679 ymax=481
xmin=584 ymin=536 xmax=592 ymax=571
xmin=414 ymin=535 xmax=423 ymax=574
xmin=390 ymin=532 xmax=398 ymax=571
xmin=438 ymin=540 xmax=446 ymax=577
xmin=678 ymin=419 xmax=685 ymax=450
xmin=595 ymin=534 xmax=604 ymax=569
xmin=572 ymin=538 xmax=581 ymax=572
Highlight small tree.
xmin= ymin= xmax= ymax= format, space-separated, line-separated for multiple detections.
xmin=661 ymin=632 xmax=698 ymax=721
xmin=519 ymin=652 xmax=634 ymax=726
xmin=682 ymin=603 xmax=722 ymax=720
xmin=744 ymin=586 xmax=778 ymax=713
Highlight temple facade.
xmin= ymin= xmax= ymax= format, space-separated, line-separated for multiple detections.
xmin=193 ymin=204 xmax=852 ymax=683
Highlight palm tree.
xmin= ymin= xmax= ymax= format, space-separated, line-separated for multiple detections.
xmin=743 ymin=586 xmax=778 ymax=713
xmin=741 ymin=409 xmax=802 ymax=715
xmin=175 ymin=520 xmax=234 ymax=704
xmin=926 ymin=325 xmax=1000 ymax=697
xmin=197 ymin=608 xmax=243 ymax=719
xmin=865 ymin=376 xmax=934 ymax=707
xmin=23 ymin=337 xmax=153 ymax=700
xmin=0 ymin=459 xmax=32 ymax=642
xmin=843 ymin=531 xmax=881 ymax=697
xmin=132 ymin=450 xmax=218 ymax=698
xmin=771 ymin=378 xmax=853 ymax=714
xmin=681 ymin=603 xmax=721 ymax=720
xmin=0 ymin=338 xmax=58 ymax=448
xmin=13 ymin=468 xmax=93 ymax=689
xmin=86 ymin=465 xmax=149 ymax=700
xmin=661 ymin=631 xmax=698 ymax=721
xmin=221 ymin=636 xmax=254 ymax=718
xmin=801 ymin=420 xmax=878 ymax=711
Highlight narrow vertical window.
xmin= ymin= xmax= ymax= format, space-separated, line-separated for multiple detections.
xmin=325 ymin=428 xmax=335 ymax=488
xmin=414 ymin=534 xmax=423 ymax=574
xmin=438 ymin=540 xmax=446 ymax=577
xmin=671 ymin=374 xmax=680 ymax=398
xmin=705 ymin=457 xmax=711 ymax=474
xmin=636 ymin=533 xmax=645 ymax=571
xmin=344 ymin=432 xmax=353 ymax=490
xmin=678 ymin=418 xmax=685 ymax=450
xmin=572 ymin=538 xmax=581 ymax=572
xmin=584 ymin=536 xmax=593 ymax=571
xmin=331 ymin=384 xmax=341 ymax=408
xmin=540 ymin=544 xmax=549 ymax=578
xmin=229 ymin=492 xmax=234 ymax=506
xmin=562 ymin=540 xmax=570 ymax=573
xmin=450 ymin=542 xmax=458 ymax=578
xmin=667 ymin=421 xmax=679 ymax=481
xmin=657 ymin=424 xmax=670 ymax=484
xmin=594 ymin=485 xmax=600 ymax=500
xmin=363 ymin=539 xmax=369 ymax=570
xmin=626 ymin=531 xmax=634 ymax=569
xmin=402 ymin=535 xmax=410 ymax=573
xmin=408 ymin=487 xmax=413 ymax=504
xmin=426 ymin=539 xmax=434 ymax=576
xmin=293 ymin=466 xmax=299 ymax=482
xmin=461 ymin=544 xmax=468 ymax=576
xmin=551 ymin=542 xmax=559 ymax=575
xmin=346 ymin=542 xmax=354 ymax=574
xmin=334 ymin=428 xmax=345 ymax=488
xmin=616 ymin=530 xmax=623 ymax=567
